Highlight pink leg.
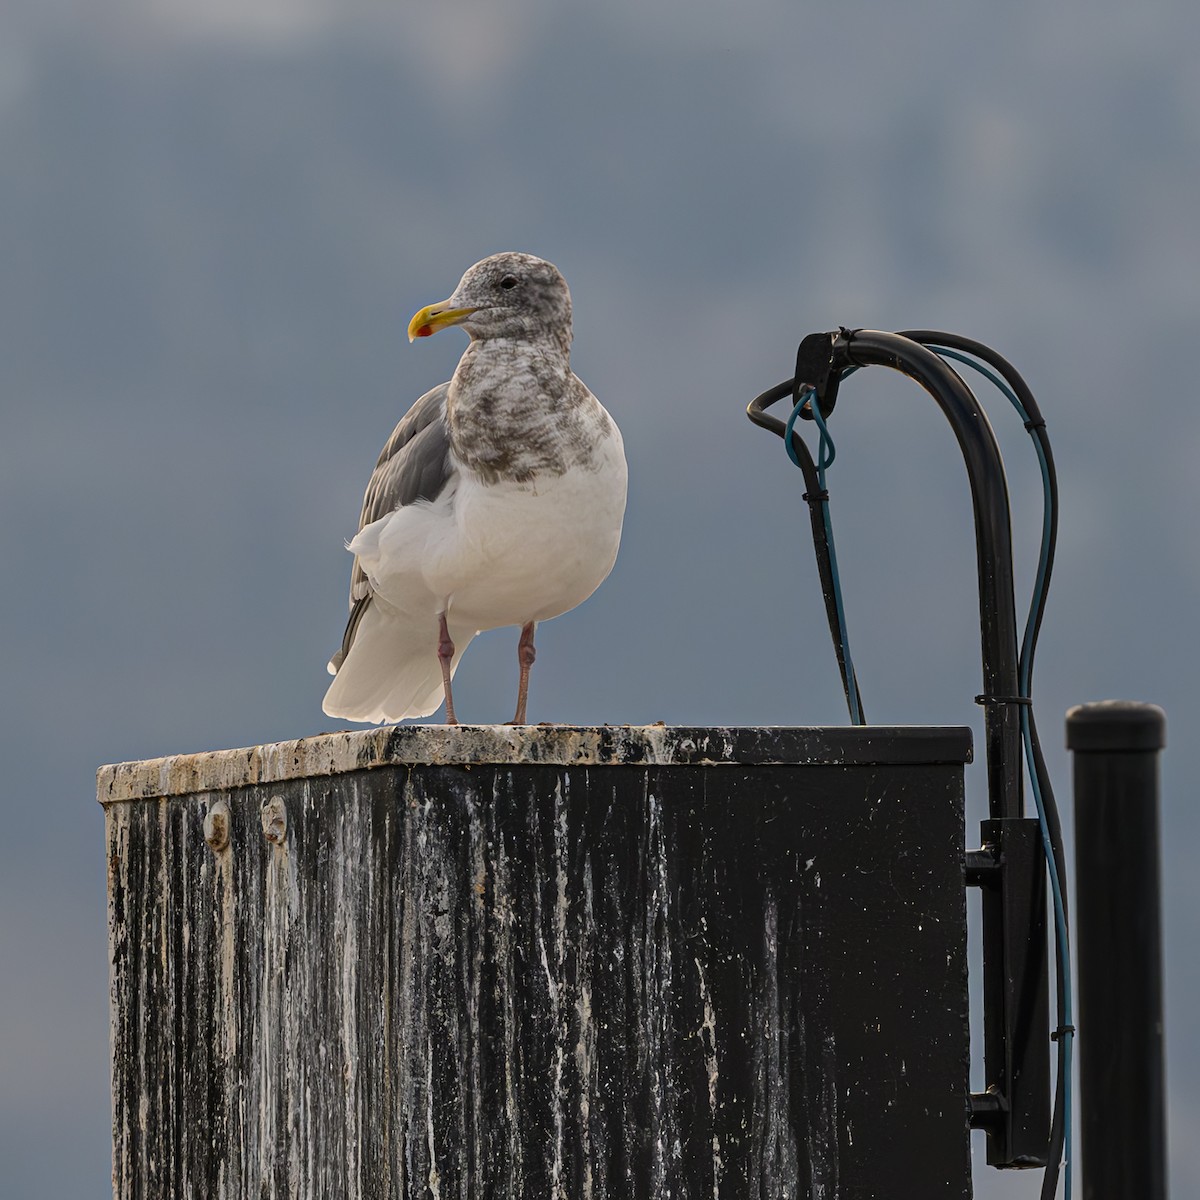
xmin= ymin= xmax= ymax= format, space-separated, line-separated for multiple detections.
xmin=437 ymin=613 xmax=458 ymax=725
xmin=510 ymin=622 xmax=537 ymax=725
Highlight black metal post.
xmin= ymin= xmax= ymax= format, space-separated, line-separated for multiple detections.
xmin=837 ymin=332 xmax=1050 ymax=1169
xmin=969 ymin=818 xmax=1050 ymax=1166
xmin=747 ymin=329 xmax=1049 ymax=1167
xmin=1068 ymin=701 xmax=1167 ymax=1200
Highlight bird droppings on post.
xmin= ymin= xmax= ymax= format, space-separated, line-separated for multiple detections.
xmin=100 ymin=724 xmax=973 ymax=1198
xmin=97 ymin=724 xmax=973 ymax=804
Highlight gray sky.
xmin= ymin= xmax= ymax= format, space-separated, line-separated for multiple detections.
xmin=2 ymin=1 xmax=1197 ymax=1195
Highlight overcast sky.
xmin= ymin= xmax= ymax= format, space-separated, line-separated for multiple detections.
xmin=2 ymin=1 xmax=1197 ymax=1195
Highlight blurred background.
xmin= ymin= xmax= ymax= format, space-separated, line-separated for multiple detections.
xmin=2 ymin=0 xmax=1196 ymax=1195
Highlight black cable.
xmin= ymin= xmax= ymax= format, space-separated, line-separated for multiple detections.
xmin=902 ymin=331 xmax=1070 ymax=1199
xmin=899 ymin=332 xmax=1060 ymax=700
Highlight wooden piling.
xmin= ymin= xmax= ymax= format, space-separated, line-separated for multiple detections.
xmin=99 ymin=724 xmax=973 ymax=1199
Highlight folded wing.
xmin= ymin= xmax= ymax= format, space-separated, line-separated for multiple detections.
xmin=327 ymin=382 xmax=453 ymax=673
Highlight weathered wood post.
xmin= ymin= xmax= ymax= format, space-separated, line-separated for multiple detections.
xmin=100 ymin=724 xmax=973 ymax=1198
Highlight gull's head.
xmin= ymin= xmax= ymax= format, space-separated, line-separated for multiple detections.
xmin=408 ymin=252 xmax=573 ymax=351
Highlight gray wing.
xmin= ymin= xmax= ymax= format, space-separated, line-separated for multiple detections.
xmin=329 ymin=382 xmax=453 ymax=672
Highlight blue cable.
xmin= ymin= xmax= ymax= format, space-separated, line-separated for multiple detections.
xmin=931 ymin=346 xmax=1074 ymax=1199
xmin=784 ymin=389 xmax=864 ymax=725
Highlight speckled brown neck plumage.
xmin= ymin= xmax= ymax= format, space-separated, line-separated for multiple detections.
xmin=446 ymin=336 xmax=614 ymax=486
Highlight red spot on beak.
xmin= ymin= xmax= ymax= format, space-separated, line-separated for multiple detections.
xmin=414 ymin=325 xmax=433 ymax=338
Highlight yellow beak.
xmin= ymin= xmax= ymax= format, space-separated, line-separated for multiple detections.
xmin=407 ymin=303 xmax=480 ymax=342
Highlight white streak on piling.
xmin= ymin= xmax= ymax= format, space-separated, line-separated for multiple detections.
xmin=695 ymin=955 xmax=723 ymax=1198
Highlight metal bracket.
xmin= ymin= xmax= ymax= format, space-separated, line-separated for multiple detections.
xmin=967 ymin=817 xmax=1050 ymax=1167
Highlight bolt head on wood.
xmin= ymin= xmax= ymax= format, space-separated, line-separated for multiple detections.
xmin=202 ymin=799 xmax=230 ymax=852
xmin=260 ymin=796 xmax=287 ymax=844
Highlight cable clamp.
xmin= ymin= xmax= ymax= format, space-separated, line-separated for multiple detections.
xmin=1023 ymin=418 xmax=1047 ymax=432
xmin=1051 ymin=1024 xmax=1076 ymax=1043
xmin=792 ymin=332 xmax=848 ymax=421
xmin=974 ymin=694 xmax=1033 ymax=707
xmin=802 ymin=489 xmax=830 ymax=505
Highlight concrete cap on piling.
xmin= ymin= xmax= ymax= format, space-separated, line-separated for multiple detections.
xmin=1065 ymin=700 xmax=1166 ymax=753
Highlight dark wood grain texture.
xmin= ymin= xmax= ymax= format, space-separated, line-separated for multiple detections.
xmin=102 ymin=726 xmax=973 ymax=1199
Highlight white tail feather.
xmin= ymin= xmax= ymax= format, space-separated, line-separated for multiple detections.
xmin=322 ymin=602 xmax=472 ymax=724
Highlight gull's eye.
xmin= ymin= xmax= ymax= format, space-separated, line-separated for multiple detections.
xmin=499 ymin=275 xmax=519 ymax=290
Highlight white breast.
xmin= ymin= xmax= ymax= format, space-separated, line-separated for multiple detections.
xmin=441 ymin=424 xmax=627 ymax=628
xmin=358 ymin=421 xmax=627 ymax=635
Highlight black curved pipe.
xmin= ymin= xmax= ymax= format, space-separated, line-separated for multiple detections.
xmin=839 ymin=329 xmax=1024 ymax=821
xmin=899 ymin=328 xmax=1059 ymax=697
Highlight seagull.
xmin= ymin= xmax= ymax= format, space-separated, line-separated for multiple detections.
xmin=322 ymin=252 xmax=628 ymax=725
